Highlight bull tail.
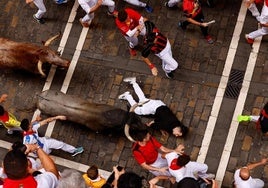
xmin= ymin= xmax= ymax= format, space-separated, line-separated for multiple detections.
xmin=37 ymin=60 xmax=46 ymax=77
xmin=44 ymin=32 xmax=61 ymax=46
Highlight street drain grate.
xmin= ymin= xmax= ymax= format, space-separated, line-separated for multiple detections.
xmin=224 ymin=69 xmax=244 ymax=99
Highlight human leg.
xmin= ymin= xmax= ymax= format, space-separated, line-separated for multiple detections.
xmin=149 ymin=153 xmax=171 ymax=176
xmin=124 ymin=36 xmax=139 ymax=56
xmin=33 ymin=0 xmax=46 ymax=19
xmin=156 ymin=40 xmax=178 ymax=75
xmin=247 ymin=1 xmax=261 ymax=21
xmin=247 ymin=27 xmax=268 ymax=40
xmin=102 ymin=0 xmax=116 ymax=14
xmin=237 ymin=115 xmax=259 ymax=122
xmin=44 ymin=138 xmax=83 ymax=155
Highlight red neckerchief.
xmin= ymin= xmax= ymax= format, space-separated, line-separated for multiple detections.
xmin=170 ymin=158 xmax=182 ymax=170
xmin=23 ymin=130 xmax=36 ymax=136
xmin=0 ymin=111 xmax=9 ymax=122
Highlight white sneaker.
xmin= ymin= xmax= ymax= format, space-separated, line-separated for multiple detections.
xmin=123 ymin=77 xmax=136 ymax=84
xmin=7 ymin=130 xmax=13 ymax=135
xmin=118 ymin=91 xmax=130 ymax=100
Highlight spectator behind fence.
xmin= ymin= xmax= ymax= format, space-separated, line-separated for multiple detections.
xmin=83 ymin=165 xmax=106 ymax=188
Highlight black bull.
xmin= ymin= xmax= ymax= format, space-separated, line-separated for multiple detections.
xmin=37 ymin=90 xmax=129 ymax=132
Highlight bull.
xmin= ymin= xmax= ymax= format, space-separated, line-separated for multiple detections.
xmin=0 ymin=34 xmax=70 ymax=77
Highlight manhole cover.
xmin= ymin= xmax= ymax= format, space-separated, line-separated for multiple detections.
xmin=224 ymin=69 xmax=244 ymax=99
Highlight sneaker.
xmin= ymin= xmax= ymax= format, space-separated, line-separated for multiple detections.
xmin=33 ymin=14 xmax=45 ymax=24
xmin=123 ymin=77 xmax=136 ymax=84
xmin=165 ymin=71 xmax=174 ymax=79
xmin=237 ymin=115 xmax=251 ymax=122
xmin=145 ymin=5 xmax=153 ymax=13
xmin=245 ymin=34 xmax=254 ymax=44
xmin=205 ymin=35 xmax=214 ymax=44
xmin=7 ymin=130 xmax=13 ymax=135
xmin=178 ymin=21 xmax=186 ymax=30
xmin=118 ymin=91 xmax=130 ymax=100
xmin=129 ymin=47 xmax=137 ymax=56
xmin=107 ymin=10 xmax=118 ymax=17
xmin=55 ymin=0 xmax=68 ymax=4
xmin=206 ymin=173 xmax=215 ymax=180
xmin=72 ymin=147 xmax=84 ymax=157
xmin=79 ymin=18 xmax=90 ymax=28
xmin=164 ymin=2 xmax=170 ymax=8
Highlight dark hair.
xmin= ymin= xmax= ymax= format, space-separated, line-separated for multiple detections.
xmin=264 ymin=102 xmax=268 ymax=113
xmin=129 ymin=128 xmax=149 ymax=142
xmin=177 ymin=154 xmax=190 ymax=167
xmin=177 ymin=177 xmax=200 ymax=188
xmin=20 ymin=118 xmax=30 ymax=131
xmin=180 ymin=124 xmax=189 ymax=138
xmin=118 ymin=10 xmax=128 ymax=22
xmin=12 ymin=141 xmax=27 ymax=153
xmin=87 ymin=165 xmax=99 ymax=180
xmin=0 ymin=105 xmax=4 ymax=116
xmin=145 ymin=21 xmax=155 ymax=36
xmin=117 ymin=172 xmax=142 ymax=188
xmin=3 ymin=150 xmax=28 ymax=179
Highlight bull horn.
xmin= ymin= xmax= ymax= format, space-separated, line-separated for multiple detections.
xmin=44 ymin=32 xmax=61 ymax=46
xmin=37 ymin=60 xmax=46 ymax=77
xmin=124 ymin=124 xmax=136 ymax=142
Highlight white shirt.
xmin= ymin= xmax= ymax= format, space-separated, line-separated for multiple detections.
xmin=35 ymin=171 xmax=58 ymax=188
xmin=23 ymin=122 xmax=44 ymax=146
xmin=166 ymin=152 xmax=209 ymax=182
xmin=234 ymin=168 xmax=264 ymax=188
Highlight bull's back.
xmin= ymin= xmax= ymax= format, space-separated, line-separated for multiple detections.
xmin=0 ymin=38 xmax=40 ymax=69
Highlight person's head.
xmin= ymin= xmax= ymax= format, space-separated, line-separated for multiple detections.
xmin=118 ymin=10 xmax=128 ymax=22
xmin=20 ymin=118 xmax=30 ymax=131
xmin=129 ymin=128 xmax=150 ymax=142
xmin=117 ymin=172 xmax=142 ymax=188
xmin=57 ymin=169 xmax=87 ymax=188
xmin=3 ymin=150 xmax=28 ymax=179
xmin=172 ymin=123 xmax=189 ymax=137
xmin=239 ymin=167 xmax=250 ymax=181
xmin=86 ymin=165 xmax=99 ymax=180
xmin=11 ymin=141 xmax=27 ymax=154
xmin=177 ymin=177 xmax=200 ymax=188
xmin=177 ymin=154 xmax=190 ymax=167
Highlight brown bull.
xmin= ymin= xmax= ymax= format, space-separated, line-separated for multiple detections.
xmin=0 ymin=34 xmax=70 ymax=77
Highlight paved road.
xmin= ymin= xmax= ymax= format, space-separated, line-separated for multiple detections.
xmin=0 ymin=0 xmax=268 ymax=187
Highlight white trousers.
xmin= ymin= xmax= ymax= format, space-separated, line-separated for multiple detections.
xmin=248 ymin=2 xmax=261 ymax=21
xmin=149 ymin=153 xmax=171 ymax=176
xmin=156 ymin=40 xmax=178 ymax=73
xmin=80 ymin=0 xmax=115 ymax=23
xmin=123 ymin=0 xmax=146 ymax=7
xmin=40 ymin=137 xmax=76 ymax=154
xmin=248 ymin=27 xmax=268 ymax=39
xmin=124 ymin=82 xmax=165 ymax=115
xmin=250 ymin=115 xmax=260 ymax=122
xmin=33 ymin=0 xmax=46 ymax=19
